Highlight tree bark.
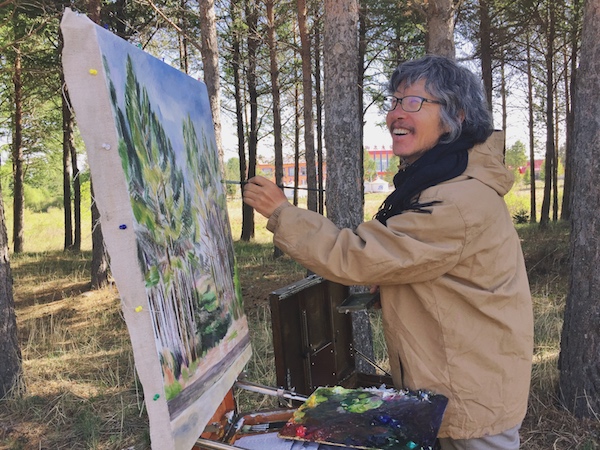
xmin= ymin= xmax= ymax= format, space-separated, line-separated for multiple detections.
xmin=526 ymin=35 xmax=537 ymax=223
xmin=198 ymin=0 xmax=224 ymax=169
xmin=62 ymin=75 xmax=74 ymax=250
xmin=88 ymin=0 xmax=109 ymax=286
xmin=559 ymin=0 xmax=600 ymax=418
xmin=297 ymin=0 xmax=317 ymax=212
xmin=178 ymin=0 xmax=189 ymax=73
xmin=561 ymin=0 xmax=582 ymax=222
xmin=59 ymin=26 xmax=77 ymax=251
xmin=313 ymin=6 xmax=325 ymax=215
xmin=324 ymin=0 xmax=374 ymax=375
xmin=229 ymin=1 xmax=248 ymax=241
xmin=500 ymin=58 xmax=507 ymax=156
xmin=266 ymin=0 xmax=284 ymax=258
xmin=539 ymin=2 xmax=555 ymax=228
xmin=293 ymin=81 xmax=300 ymax=206
xmin=241 ymin=0 xmax=259 ymax=242
xmin=426 ymin=0 xmax=455 ymax=59
xmin=12 ymin=44 xmax=24 ymax=254
xmin=90 ymin=183 xmax=109 ymax=289
xmin=478 ymin=0 xmax=493 ymax=112
xmin=71 ymin=131 xmax=82 ymax=251
xmin=0 ymin=189 xmax=23 ymax=399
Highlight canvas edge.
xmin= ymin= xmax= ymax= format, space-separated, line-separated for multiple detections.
xmin=60 ymin=8 xmax=175 ymax=449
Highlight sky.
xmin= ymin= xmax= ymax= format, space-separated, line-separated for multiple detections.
xmin=95 ymin=24 xmax=217 ymax=165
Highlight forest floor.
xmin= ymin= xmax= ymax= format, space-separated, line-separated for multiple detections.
xmin=0 ymin=209 xmax=599 ymax=449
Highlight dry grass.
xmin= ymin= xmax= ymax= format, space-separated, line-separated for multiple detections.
xmin=0 ymin=199 xmax=599 ymax=449
xmin=1 ymin=253 xmax=149 ymax=449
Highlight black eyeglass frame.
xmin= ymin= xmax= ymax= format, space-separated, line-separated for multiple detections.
xmin=383 ymin=95 xmax=445 ymax=113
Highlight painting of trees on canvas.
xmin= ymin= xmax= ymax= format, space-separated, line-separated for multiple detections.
xmin=102 ymin=53 xmax=248 ymax=408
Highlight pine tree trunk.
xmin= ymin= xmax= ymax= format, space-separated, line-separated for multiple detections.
xmin=198 ymin=0 xmax=224 ymax=168
xmin=478 ymin=0 xmax=493 ymax=112
xmin=526 ymin=36 xmax=537 ymax=223
xmin=12 ymin=45 xmax=24 ymax=254
xmin=426 ymin=0 xmax=455 ymax=58
xmin=539 ymin=2 xmax=555 ymax=228
xmin=0 ymin=189 xmax=22 ymax=399
xmin=229 ymin=2 xmax=248 ymax=241
xmin=559 ymin=0 xmax=600 ymax=417
xmin=90 ymin=182 xmax=109 ymax=289
xmin=266 ymin=0 xmax=284 ymax=258
xmin=87 ymin=0 xmax=109 ymax=285
xmin=297 ymin=0 xmax=317 ymax=212
xmin=561 ymin=0 xmax=581 ymax=222
xmin=71 ymin=136 xmax=82 ymax=251
xmin=313 ymin=8 xmax=325 ymax=216
xmin=61 ymin=64 xmax=74 ymax=250
xmin=241 ymin=0 xmax=258 ymax=242
xmin=324 ymin=0 xmax=374 ymax=375
xmin=294 ymin=82 xmax=300 ymax=206
xmin=178 ymin=0 xmax=189 ymax=73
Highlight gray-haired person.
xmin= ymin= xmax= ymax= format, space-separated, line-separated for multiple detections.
xmin=243 ymin=55 xmax=533 ymax=450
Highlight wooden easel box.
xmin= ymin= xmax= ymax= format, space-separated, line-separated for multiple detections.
xmin=194 ymin=275 xmax=392 ymax=449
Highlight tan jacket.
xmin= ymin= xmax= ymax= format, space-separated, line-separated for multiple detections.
xmin=266 ymin=132 xmax=533 ymax=439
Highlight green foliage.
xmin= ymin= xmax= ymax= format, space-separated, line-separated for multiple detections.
xmin=104 ymin=53 xmax=246 ymax=401
xmin=364 ymin=149 xmax=377 ymax=181
xmin=164 ymin=379 xmax=183 ymax=401
xmin=225 ymin=157 xmax=240 ymax=197
xmin=504 ymin=188 xmax=531 ymax=219
xmin=23 ymin=184 xmax=61 ymax=213
xmin=523 ymin=167 xmax=531 ymax=186
xmin=512 ymin=209 xmax=530 ymax=224
xmin=506 ymin=140 xmax=528 ymax=172
xmin=382 ymin=155 xmax=401 ymax=184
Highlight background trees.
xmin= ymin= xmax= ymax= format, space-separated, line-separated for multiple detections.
xmin=0 ymin=0 xmax=596 ymax=422
xmin=0 ymin=188 xmax=21 ymax=399
xmin=559 ymin=0 xmax=600 ymax=418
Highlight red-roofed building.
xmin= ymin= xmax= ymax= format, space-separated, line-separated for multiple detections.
xmin=518 ymin=160 xmax=544 ymax=177
xmin=365 ymin=145 xmax=396 ymax=177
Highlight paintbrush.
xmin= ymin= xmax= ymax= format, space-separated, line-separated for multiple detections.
xmin=241 ymin=421 xmax=288 ymax=433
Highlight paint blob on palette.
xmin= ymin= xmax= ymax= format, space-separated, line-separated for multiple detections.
xmin=278 ymin=386 xmax=448 ymax=450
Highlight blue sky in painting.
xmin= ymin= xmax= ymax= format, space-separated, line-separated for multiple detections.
xmin=94 ymin=24 xmax=216 ymax=162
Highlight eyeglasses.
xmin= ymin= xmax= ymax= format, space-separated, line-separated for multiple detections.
xmin=383 ymin=95 xmax=445 ymax=112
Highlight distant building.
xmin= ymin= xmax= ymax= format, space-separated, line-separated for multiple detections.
xmin=518 ymin=160 xmax=544 ymax=177
xmin=257 ymin=162 xmax=322 ymax=188
xmin=365 ymin=177 xmax=390 ymax=193
xmin=365 ymin=145 xmax=396 ymax=177
xmin=257 ymin=145 xmax=395 ymax=185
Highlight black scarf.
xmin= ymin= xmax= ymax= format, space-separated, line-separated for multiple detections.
xmin=374 ymin=132 xmax=475 ymax=225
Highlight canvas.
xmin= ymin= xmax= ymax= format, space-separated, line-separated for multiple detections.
xmin=61 ymin=9 xmax=251 ymax=449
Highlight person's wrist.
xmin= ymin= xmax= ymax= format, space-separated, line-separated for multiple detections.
xmin=267 ymin=201 xmax=292 ymax=232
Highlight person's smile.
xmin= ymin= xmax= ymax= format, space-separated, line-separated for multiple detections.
xmin=386 ymin=79 xmax=448 ymax=164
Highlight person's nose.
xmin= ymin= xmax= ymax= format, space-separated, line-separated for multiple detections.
xmin=387 ymin=103 xmax=407 ymax=121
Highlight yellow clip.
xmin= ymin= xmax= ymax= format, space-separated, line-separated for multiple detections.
xmin=135 ymin=306 xmax=143 ymax=313
xmin=89 ymin=68 xmax=98 ymax=75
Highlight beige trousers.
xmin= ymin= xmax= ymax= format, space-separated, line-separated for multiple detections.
xmin=438 ymin=424 xmax=521 ymax=450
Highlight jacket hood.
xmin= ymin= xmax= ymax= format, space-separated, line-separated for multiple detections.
xmin=463 ymin=130 xmax=514 ymax=196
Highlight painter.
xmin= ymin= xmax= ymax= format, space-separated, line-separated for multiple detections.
xmin=243 ymin=55 xmax=534 ymax=450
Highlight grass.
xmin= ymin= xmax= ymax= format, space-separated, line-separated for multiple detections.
xmin=0 ymin=189 xmax=599 ymax=449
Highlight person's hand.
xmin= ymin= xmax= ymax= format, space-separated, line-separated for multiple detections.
xmin=243 ymin=176 xmax=290 ymax=218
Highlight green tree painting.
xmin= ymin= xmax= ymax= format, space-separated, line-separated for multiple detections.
xmin=105 ymin=55 xmax=245 ymax=401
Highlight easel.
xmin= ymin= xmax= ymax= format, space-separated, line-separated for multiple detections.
xmin=193 ymin=275 xmax=390 ymax=449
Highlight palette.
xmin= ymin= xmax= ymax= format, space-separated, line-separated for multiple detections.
xmin=278 ymin=386 xmax=448 ymax=450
